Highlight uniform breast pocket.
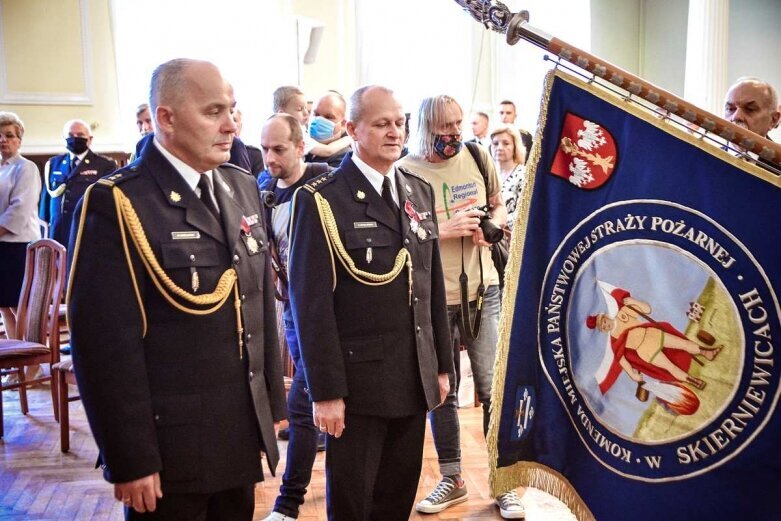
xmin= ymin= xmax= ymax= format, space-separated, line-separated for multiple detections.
xmin=161 ymin=240 xmax=220 ymax=269
xmin=415 ymin=223 xmax=439 ymax=269
xmin=345 ymin=227 xmax=394 ymax=269
xmin=245 ymin=223 xmax=268 ymax=256
xmin=161 ymin=240 xmax=221 ymax=291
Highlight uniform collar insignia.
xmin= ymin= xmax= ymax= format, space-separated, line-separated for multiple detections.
xmin=356 ymin=190 xmax=366 ymax=200
xmin=170 ymin=190 xmax=181 ymax=202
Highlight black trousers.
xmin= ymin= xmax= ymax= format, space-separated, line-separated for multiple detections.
xmin=325 ymin=411 xmax=427 ymax=521
xmin=125 ymin=484 xmax=255 ymax=521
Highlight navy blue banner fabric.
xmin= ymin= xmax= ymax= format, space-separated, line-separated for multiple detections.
xmin=493 ymin=71 xmax=781 ymax=520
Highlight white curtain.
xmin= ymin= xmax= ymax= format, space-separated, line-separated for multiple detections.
xmin=354 ymin=0 xmax=590 ymax=138
xmin=109 ymin=0 xmax=296 ymax=149
xmin=354 ymin=0 xmax=479 ymax=114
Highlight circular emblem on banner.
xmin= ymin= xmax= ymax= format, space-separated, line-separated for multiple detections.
xmin=538 ymin=200 xmax=780 ymax=481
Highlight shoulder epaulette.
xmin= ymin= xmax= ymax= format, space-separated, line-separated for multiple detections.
xmin=220 ymin=162 xmax=250 ymax=176
xmin=397 ymin=165 xmax=431 ymax=186
xmin=95 ymin=153 xmax=118 ymax=164
xmin=97 ymin=166 xmax=140 ymax=187
xmin=303 ymin=170 xmax=337 ymax=193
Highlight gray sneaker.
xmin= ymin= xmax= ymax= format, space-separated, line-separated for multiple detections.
xmin=496 ymin=490 xmax=525 ymax=519
xmin=415 ymin=476 xmax=468 ymax=513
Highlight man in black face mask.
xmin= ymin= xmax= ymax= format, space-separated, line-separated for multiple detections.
xmin=40 ymin=119 xmax=117 ymax=248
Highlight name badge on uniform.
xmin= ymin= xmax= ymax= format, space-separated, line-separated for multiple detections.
xmin=353 ymin=221 xmax=378 ymax=229
xmin=171 ymin=231 xmax=200 ymax=240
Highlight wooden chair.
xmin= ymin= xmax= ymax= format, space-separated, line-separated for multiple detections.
xmin=0 ymin=239 xmax=66 ymax=438
xmin=52 ymin=358 xmax=79 ymax=452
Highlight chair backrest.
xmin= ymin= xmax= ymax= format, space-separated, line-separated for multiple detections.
xmin=14 ymin=239 xmax=67 ymax=354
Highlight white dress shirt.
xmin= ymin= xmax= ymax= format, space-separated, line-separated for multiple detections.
xmin=352 ymin=153 xmax=399 ymax=205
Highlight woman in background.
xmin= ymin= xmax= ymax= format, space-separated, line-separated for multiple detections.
xmin=490 ymin=124 xmax=527 ymax=234
xmin=0 ymin=112 xmax=41 ymax=340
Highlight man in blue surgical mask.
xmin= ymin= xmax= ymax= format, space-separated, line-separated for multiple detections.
xmin=304 ymin=90 xmax=352 ymax=168
xmin=40 ymin=119 xmax=116 ymax=247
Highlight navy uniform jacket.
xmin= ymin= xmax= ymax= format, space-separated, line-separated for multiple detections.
xmin=288 ymin=154 xmax=452 ymax=417
xmin=67 ymin=142 xmax=286 ymax=494
xmin=40 ymin=150 xmax=116 ymax=247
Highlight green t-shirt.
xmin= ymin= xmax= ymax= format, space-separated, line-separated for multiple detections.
xmin=398 ymin=147 xmax=500 ymax=304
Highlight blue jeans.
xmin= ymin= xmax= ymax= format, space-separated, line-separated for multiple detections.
xmin=429 ymin=284 xmax=500 ymax=476
xmin=274 ymin=322 xmax=319 ymax=518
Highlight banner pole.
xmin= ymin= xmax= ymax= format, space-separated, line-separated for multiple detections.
xmin=453 ymin=0 xmax=781 ymax=166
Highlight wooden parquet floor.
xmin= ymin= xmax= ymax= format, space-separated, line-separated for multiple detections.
xmin=0 ymin=384 xmax=575 ymax=520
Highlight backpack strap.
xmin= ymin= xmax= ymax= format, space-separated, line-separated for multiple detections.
xmin=464 ymin=141 xmax=490 ymax=197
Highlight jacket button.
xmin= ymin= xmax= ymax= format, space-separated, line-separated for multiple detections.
xmin=366 ymin=237 xmax=372 ymax=243
xmin=249 ymin=371 xmax=255 ymax=380
xmin=416 ymin=326 xmax=421 ymax=333
xmin=190 ymin=254 xmax=195 ymax=262
xmin=233 ymin=255 xmax=240 ymax=264
xmin=246 ymin=333 xmax=252 ymax=340
xmin=404 ymin=238 xmax=410 ymax=244
xmin=347 ymin=350 xmax=354 ymax=357
xmin=414 ymin=297 xmax=419 ymax=304
xmin=241 ymin=294 xmax=246 ymax=301
xmin=154 ymin=414 xmax=160 ymax=421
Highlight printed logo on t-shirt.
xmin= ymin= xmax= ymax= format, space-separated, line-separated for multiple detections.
xmin=441 ymin=180 xmax=480 ymax=219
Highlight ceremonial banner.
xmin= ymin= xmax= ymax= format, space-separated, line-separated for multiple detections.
xmin=490 ymin=70 xmax=781 ymax=520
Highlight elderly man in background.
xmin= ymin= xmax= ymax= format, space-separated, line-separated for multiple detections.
xmin=68 ymin=58 xmax=286 ymax=520
xmin=723 ymin=77 xmax=780 ymax=172
xmin=40 ymin=119 xmax=116 ymax=248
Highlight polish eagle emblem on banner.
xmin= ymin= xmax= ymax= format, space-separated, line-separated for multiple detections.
xmin=551 ymin=113 xmax=617 ymax=189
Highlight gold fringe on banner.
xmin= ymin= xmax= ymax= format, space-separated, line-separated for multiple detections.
xmin=487 ymin=68 xmax=596 ymax=520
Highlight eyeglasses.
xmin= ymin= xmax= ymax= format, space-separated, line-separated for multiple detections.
xmin=0 ymin=132 xmax=19 ymax=141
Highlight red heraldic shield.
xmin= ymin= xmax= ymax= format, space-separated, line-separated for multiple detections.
xmin=550 ymin=113 xmax=618 ymax=189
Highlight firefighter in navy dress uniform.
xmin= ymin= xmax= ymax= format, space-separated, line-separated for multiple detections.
xmin=40 ymin=119 xmax=116 ymax=247
xmin=288 ymin=85 xmax=452 ymax=521
xmin=67 ymin=59 xmax=286 ymax=520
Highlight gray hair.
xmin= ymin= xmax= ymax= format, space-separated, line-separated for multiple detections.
xmin=0 ymin=111 xmax=25 ymax=139
xmin=63 ymin=119 xmax=92 ymax=137
xmin=273 ymin=86 xmax=304 ymax=113
xmin=411 ymin=95 xmax=462 ymax=158
xmin=136 ymin=103 xmax=149 ymax=117
xmin=265 ymin=113 xmax=304 ymax=144
xmin=149 ymin=58 xmax=195 ymax=113
xmin=348 ymin=85 xmax=395 ymax=124
xmin=730 ymin=76 xmax=779 ymax=110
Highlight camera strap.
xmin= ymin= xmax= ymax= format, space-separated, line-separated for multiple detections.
xmin=458 ymin=142 xmax=492 ymax=340
xmin=459 ymin=236 xmax=485 ymax=340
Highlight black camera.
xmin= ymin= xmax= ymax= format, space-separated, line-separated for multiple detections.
xmin=474 ymin=205 xmax=504 ymax=244
xmin=259 ymin=190 xmax=277 ymax=208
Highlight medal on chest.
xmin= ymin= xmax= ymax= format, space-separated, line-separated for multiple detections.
xmin=241 ymin=215 xmax=260 ymax=255
xmin=404 ymin=200 xmax=429 ymax=240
